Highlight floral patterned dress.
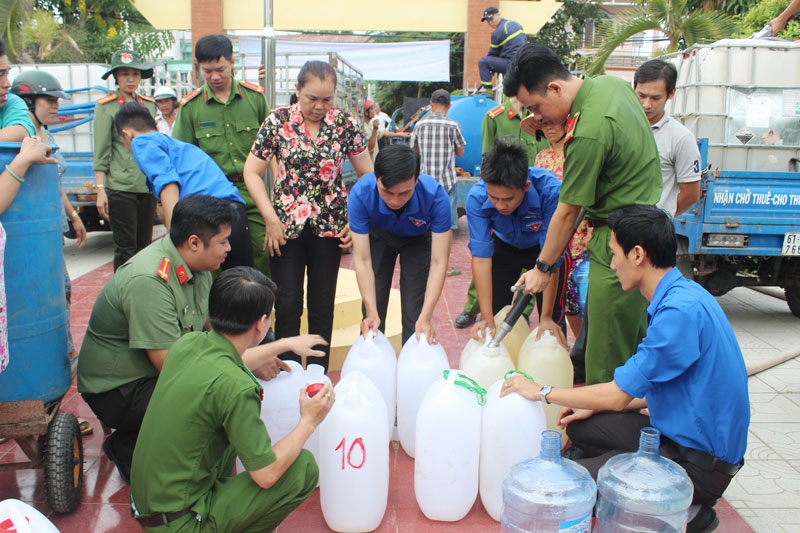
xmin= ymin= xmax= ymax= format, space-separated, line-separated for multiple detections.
xmin=535 ymin=144 xmax=590 ymax=316
xmin=250 ymin=104 xmax=366 ymax=239
xmin=0 ymin=222 xmax=7 ymax=373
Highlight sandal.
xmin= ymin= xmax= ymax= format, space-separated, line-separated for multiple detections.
xmin=77 ymin=417 xmax=94 ymax=437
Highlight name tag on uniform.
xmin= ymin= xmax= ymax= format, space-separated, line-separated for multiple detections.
xmin=199 ymin=121 xmax=216 ymax=128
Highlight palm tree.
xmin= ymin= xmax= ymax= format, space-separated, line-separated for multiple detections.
xmin=585 ymin=0 xmax=737 ymax=76
xmin=0 ymin=0 xmax=28 ymax=60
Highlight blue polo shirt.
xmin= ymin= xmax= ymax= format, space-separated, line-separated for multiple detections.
xmin=131 ymin=132 xmax=244 ymax=204
xmin=614 ymin=267 xmax=749 ymax=464
xmin=0 ymin=93 xmax=36 ymax=136
xmin=465 ymin=167 xmax=561 ymax=258
xmin=348 ymin=172 xmax=451 ymax=237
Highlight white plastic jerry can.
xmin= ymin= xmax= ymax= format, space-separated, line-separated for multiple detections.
xmin=480 ymin=371 xmax=547 ymax=522
xmin=258 ymin=359 xmax=306 ymax=444
xmin=415 ymin=370 xmax=484 ymax=522
xmin=396 ymin=333 xmax=450 ymax=458
xmin=341 ymin=331 xmax=397 ymax=441
xmin=459 ymin=329 xmax=515 ymax=390
xmin=319 ymin=371 xmax=390 ymax=533
xmin=518 ymin=328 xmax=573 ymax=447
xmin=493 ymin=305 xmax=530 ymax=367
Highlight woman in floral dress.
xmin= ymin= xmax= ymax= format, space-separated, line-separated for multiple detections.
xmin=244 ymin=61 xmax=373 ymax=370
xmin=534 ymin=121 xmax=591 ymax=339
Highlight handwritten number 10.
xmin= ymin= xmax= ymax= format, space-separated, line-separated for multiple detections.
xmin=335 ymin=437 xmax=366 ymax=469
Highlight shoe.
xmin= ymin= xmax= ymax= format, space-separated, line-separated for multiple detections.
xmin=562 ymin=445 xmax=587 ymax=461
xmin=102 ymin=438 xmax=131 ymax=484
xmin=687 ymin=504 xmax=719 ymax=533
xmin=455 ymin=311 xmax=477 ymax=329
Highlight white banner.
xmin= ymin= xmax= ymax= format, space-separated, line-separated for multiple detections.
xmin=239 ymin=38 xmax=450 ymax=82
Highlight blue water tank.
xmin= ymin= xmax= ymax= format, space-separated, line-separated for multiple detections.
xmin=448 ymin=95 xmax=497 ymax=175
xmin=0 ymin=143 xmax=69 ymax=403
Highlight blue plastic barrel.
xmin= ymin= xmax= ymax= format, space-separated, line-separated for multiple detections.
xmin=0 ymin=143 xmax=69 ymax=403
xmin=448 ymin=95 xmax=497 ymax=176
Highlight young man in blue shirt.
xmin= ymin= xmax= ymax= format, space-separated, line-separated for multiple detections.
xmin=114 ymin=102 xmax=253 ymax=269
xmin=466 ymin=140 xmax=565 ymax=345
xmin=349 ymin=144 xmax=452 ymax=344
xmin=501 ymin=205 xmax=750 ymax=533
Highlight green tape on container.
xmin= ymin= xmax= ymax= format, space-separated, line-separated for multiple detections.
xmin=504 ymin=370 xmax=535 ymax=383
xmin=442 ymin=369 xmax=487 ymax=405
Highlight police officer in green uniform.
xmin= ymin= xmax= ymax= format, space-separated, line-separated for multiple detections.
xmin=130 ymin=267 xmax=334 ymax=532
xmin=455 ymin=97 xmax=548 ymax=328
xmin=172 ymin=34 xmax=270 ymax=277
xmin=504 ymin=43 xmax=661 ymax=385
xmin=93 ymin=49 xmax=158 ymax=271
xmin=77 ymin=196 xmax=239 ymax=482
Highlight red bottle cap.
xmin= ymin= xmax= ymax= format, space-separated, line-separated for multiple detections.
xmin=306 ymin=383 xmax=325 ymax=397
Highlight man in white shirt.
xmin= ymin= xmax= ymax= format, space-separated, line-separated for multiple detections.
xmin=634 ymin=59 xmax=701 ymax=216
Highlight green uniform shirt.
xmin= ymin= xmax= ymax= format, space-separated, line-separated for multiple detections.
xmin=172 ymin=78 xmax=267 ymax=177
xmin=92 ymin=90 xmax=157 ymax=192
xmin=482 ymin=101 xmax=549 ymax=164
xmin=130 ymin=331 xmax=275 ymax=516
xmin=76 ymin=237 xmax=211 ymax=394
xmin=561 ymin=76 xmax=662 ymax=219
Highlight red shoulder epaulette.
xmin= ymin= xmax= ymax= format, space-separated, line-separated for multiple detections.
xmin=240 ymin=80 xmax=265 ymax=94
xmin=179 ymin=88 xmax=202 ymax=106
xmin=97 ymin=94 xmax=117 ymax=104
xmin=487 ymin=105 xmax=505 ymax=119
xmin=139 ymin=94 xmax=155 ymax=103
xmin=156 ymin=257 xmax=171 ymax=282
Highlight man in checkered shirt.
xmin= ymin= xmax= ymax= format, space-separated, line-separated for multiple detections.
xmin=410 ymin=89 xmax=466 ymax=230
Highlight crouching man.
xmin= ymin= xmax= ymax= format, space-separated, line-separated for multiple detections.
xmin=501 ymin=205 xmax=749 ymax=533
xmin=130 ymin=267 xmax=334 ymax=531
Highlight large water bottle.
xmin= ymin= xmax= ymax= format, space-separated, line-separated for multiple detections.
xmin=302 ymin=364 xmax=333 ymax=469
xmin=396 ymin=333 xmax=450 ymax=457
xmin=480 ymin=372 xmax=547 ymax=522
xmin=459 ymin=330 xmax=515 ymax=390
xmin=501 ymin=430 xmax=596 ymax=533
xmin=518 ymin=328 xmax=573 ymax=446
xmin=319 ymin=371 xmax=390 ymax=532
xmin=415 ymin=370 xmax=484 ymax=521
xmin=341 ymin=331 xmax=397 ymax=440
xmin=595 ymin=427 xmax=694 ymax=533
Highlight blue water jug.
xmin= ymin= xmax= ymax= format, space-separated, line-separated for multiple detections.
xmin=501 ymin=430 xmax=596 ymax=532
xmin=572 ymin=254 xmax=589 ymax=318
xmin=595 ymin=427 xmax=693 ymax=532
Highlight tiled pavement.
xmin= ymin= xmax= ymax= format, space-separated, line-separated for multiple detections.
xmin=4 ymin=222 xmax=797 ymax=531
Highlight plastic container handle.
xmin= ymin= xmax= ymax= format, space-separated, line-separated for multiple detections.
xmin=504 ymin=370 xmax=535 ymax=383
xmin=442 ymin=369 xmax=487 ymax=405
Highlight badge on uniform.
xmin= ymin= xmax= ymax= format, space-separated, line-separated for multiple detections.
xmin=176 ymin=264 xmax=189 ymax=285
xmin=408 ymin=217 xmax=426 ymax=227
xmin=120 ymin=52 xmax=133 ymax=64
xmin=529 ymin=223 xmax=542 ymax=231
xmin=565 ymin=112 xmax=580 ymax=143
xmin=156 ymin=257 xmax=171 ymax=282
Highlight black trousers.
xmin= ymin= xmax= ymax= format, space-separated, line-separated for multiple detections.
xmin=270 ymin=224 xmax=342 ymax=371
xmin=221 ymin=201 xmax=255 ymax=270
xmin=567 ymin=411 xmax=737 ymax=506
xmin=107 ymin=189 xmax=156 ymax=271
xmin=492 ymin=236 xmax=566 ymax=331
xmin=368 ymin=225 xmax=431 ymax=345
xmin=81 ymin=376 xmax=158 ymax=476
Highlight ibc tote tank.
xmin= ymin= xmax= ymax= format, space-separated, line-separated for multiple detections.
xmin=448 ymin=95 xmax=498 ymax=174
xmin=0 ymin=143 xmax=68 ymax=403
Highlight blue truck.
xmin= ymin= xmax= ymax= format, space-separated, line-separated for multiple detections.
xmin=675 ymin=139 xmax=800 ymax=317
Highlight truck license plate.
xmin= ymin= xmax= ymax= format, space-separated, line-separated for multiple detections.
xmin=782 ymin=233 xmax=800 ymax=256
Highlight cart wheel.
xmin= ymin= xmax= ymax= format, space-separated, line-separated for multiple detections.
xmin=43 ymin=413 xmax=83 ymax=513
xmin=786 ymin=287 xmax=800 ymax=318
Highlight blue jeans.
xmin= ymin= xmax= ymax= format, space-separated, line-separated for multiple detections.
xmin=447 ymin=185 xmax=458 ymax=230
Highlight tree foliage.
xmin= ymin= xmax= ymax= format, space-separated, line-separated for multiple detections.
xmin=586 ymin=0 xmax=737 ymax=76
xmin=735 ymin=0 xmax=800 ymax=40
xmin=535 ymin=0 xmax=606 ymax=68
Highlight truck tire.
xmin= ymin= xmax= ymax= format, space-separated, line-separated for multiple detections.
xmin=42 ymin=413 xmax=83 ymax=513
xmin=786 ymin=287 xmax=800 ymax=318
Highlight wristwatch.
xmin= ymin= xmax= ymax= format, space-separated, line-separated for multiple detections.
xmin=536 ymin=259 xmax=553 ymax=273
xmin=540 ymin=385 xmax=552 ymax=404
